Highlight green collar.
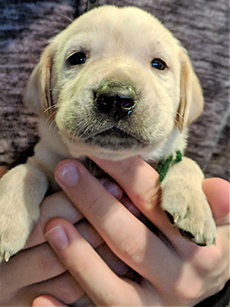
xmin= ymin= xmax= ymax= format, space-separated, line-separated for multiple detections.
xmin=156 ymin=150 xmax=183 ymax=182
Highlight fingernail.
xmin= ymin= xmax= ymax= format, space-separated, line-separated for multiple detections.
xmin=45 ymin=225 xmax=69 ymax=251
xmin=56 ymin=163 xmax=79 ymax=187
xmin=99 ymin=177 xmax=124 ymax=200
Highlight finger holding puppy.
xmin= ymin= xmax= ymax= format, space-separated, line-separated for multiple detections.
xmin=93 ymin=158 xmax=229 ymax=272
xmin=53 ymin=159 xmax=180 ymax=286
xmin=26 ymin=177 xmax=124 ymax=248
xmin=0 ymin=174 xmax=125 ymax=306
xmin=0 ymin=189 xmax=81 ymax=305
xmin=50 ymin=159 xmax=181 ymax=305
xmin=41 ymin=158 xmax=230 ymax=307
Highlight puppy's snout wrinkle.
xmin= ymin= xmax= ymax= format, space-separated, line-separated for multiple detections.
xmin=95 ymin=80 xmax=136 ymax=119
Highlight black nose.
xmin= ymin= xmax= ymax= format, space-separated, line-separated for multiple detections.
xmin=95 ymin=80 xmax=136 ymax=118
xmin=96 ymin=94 xmax=135 ymax=117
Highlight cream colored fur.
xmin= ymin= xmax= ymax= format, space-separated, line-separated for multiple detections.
xmin=0 ymin=5 xmax=216 ymax=262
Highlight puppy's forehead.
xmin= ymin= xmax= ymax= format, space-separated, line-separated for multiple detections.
xmin=58 ymin=6 xmax=177 ymax=54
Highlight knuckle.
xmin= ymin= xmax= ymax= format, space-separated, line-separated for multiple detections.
xmin=195 ymin=248 xmax=223 ymax=275
xmin=116 ymin=231 xmax=146 ymax=263
xmin=207 ymin=248 xmax=223 ymax=268
xmin=59 ymin=286 xmax=80 ymax=305
xmin=132 ymin=183 xmax=161 ymax=211
xmin=168 ymin=267 xmax=202 ymax=305
xmin=144 ymin=182 xmax=161 ymax=206
xmin=171 ymin=282 xmax=202 ymax=306
xmin=54 ymin=273 xmax=82 ymax=304
xmin=84 ymin=194 xmax=107 ymax=218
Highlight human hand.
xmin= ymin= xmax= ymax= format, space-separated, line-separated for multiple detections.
xmin=33 ymin=157 xmax=230 ymax=306
xmin=0 ymin=166 xmax=127 ymax=305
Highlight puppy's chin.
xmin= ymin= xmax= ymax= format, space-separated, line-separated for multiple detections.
xmin=83 ymin=128 xmax=147 ymax=151
xmin=60 ymin=128 xmax=156 ymax=161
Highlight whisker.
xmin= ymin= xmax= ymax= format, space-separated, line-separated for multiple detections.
xmin=159 ymin=105 xmax=184 ymax=131
xmin=57 ymin=13 xmax=74 ymax=23
xmin=173 ymin=117 xmax=183 ymax=130
xmin=45 ymin=109 xmax=58 ymax=126
xmin=88 ymin=159 xmax=100 ymax=176
xmin=175 ymin=111 xmax=184 ymax=120
xmin=44 ymin=105 xmax=57 ymax=114
xmin=174 ymin=111 xmax=184 ymax=130
xmin=48 ymin=115 xmax=58 ymax=131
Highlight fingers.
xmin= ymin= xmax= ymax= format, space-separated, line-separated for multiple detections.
xmin=0 ymin=243 xmax=65 ymax=292
xmin=30 ymin=272 xmax=84 ymax=306
xmin=91 ymin=156 xmax=161 ymax=213
xmin=1 ymin=214 xmax=127 ymax=304
xmin=26 ymin=176 xmax=124 ymax=248
xmin=0 ymin=168 xmax=125 ymax=304
xmin=53 ymin=159 xmax=181 ymax=290
xmin=2 ymin=218 xmax=105 ymax=291
xmin=33 ymin=295 xmax=67 ymax=307
xmin=45 ymin=219 xmax=128 ymax=306
xmin=89 ymin=157 xmax=185 ymax=248
xmin=48 ymin=158 xmax=230 ymax=306
xmin=33 ymin=294 xmax=95 ymax=307
xmin=55 ymin=158 xmax=170 ymax=235
xmin=26 ymin=191 xmax=83 ymax=248
xmin=89 ymin=157 xmax=180 ymax=241
xmin=202 ymin=178 xmax=230 ymax=224
xmin=45 ymin=218 xmax=159 ymax=306
xmin=98 ymin=176 xmax=124 ymax=201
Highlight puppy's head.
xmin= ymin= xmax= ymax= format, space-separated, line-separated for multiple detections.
xmin=24 ymin=6 xmax=204 ymax=160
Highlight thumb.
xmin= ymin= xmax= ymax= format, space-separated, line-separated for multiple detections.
xmin=32 ymin=295 xmax=68 ymax=307
xmin=202 ymin=178 xmax=230 ymax=225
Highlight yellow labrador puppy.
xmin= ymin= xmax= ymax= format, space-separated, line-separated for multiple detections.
xmin=0 ymin=5 xmax=216 ymax=262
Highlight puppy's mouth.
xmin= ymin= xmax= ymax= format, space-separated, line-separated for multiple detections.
xmin=83 ymin=127 xmax=147 ymax=150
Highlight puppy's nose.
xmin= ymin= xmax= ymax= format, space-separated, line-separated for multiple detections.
xmin=95 ymin=80 xmax=136 ymax=118
xmin=96 ymin=94 xmax=135 ymax=117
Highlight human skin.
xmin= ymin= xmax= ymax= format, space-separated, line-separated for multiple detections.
xmin=0 ymin=159 xmax=229 ymax=306
xmin=33 ymin=157 xmax=229 ymax=306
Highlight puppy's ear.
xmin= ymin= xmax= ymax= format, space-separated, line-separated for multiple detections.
xmin=24 ymin=42 xmax=56 ymax=118
xmin=176 ymin=48 xmax=204 ymax=131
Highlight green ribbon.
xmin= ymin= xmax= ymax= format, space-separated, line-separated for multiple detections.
xmin=156 ymin=150 xmax=183 ymax=182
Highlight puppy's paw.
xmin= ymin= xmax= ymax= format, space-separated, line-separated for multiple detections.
xmin=0 ymin=164 xmax=48 ymax=262
xmin=0 ymin=207 xmax=34 ymax=262
xmin=161 ymin=180 xmax=216 ymax=246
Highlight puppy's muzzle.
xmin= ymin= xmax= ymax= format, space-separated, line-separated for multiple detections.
xmin=94 ymin=79 xmax=137 ymax=119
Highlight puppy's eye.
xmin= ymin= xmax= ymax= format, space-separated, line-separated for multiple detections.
xmin=151 ymin=58 xmax=167 ymax=70
xmin=67 ymin=52 xmax=86 ymax=66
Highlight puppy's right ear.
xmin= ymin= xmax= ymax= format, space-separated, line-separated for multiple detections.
xmin=24 ymin=42 xmax=56 ymax=118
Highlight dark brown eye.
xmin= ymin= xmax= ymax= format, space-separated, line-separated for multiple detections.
xmin=67 ymin=52 xmax=86 ymax=66
xmin=151 ymin=58 xmax=167 ymax=70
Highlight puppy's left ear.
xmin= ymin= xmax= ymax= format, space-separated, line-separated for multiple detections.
xmin=176 ymin=48 xmax=204 ymax=131
xmin=23 ymin=42 xmax=56 ymax=118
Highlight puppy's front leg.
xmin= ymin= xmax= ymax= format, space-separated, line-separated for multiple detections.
xmin=0 ymin=164 xmax=48 ymax=262
xmin=160 ymin=157 xmax=216 ymax=246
